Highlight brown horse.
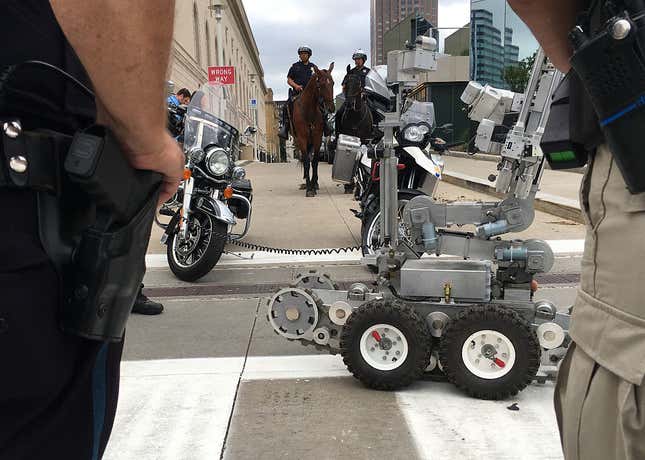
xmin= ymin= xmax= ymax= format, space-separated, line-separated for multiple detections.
xmin=290 ymin=63 xmax=335 ymax=197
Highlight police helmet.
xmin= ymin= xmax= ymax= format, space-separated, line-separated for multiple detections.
xmin=298 ymin=46 xmax=312 ymax=56
xmin=352 ymin=49 xmax=368 ymax=61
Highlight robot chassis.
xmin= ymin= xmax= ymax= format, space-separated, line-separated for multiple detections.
xmin=268 ymin=46 xmax=571 ymax=400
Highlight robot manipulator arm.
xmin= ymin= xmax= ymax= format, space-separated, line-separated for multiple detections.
xmin=403 ymin=194 xmax=536 ymax=252
xmin=401 ymin=195 xmax=553 ymax=274
xmin=460 ymin=81 xmax=524 ymax=155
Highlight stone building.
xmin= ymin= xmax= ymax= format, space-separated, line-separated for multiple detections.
xmin=264 ymin=89 xmax=280 ymax=161
xmin=169 ymin=0 xmax=279 ymax=160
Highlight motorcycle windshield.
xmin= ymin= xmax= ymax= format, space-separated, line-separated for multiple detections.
xmin=364 ymin=69 xmax=393 ymax=100
xmin=400 ymin=100 xmax=435 ymax=129
xmin=184 ymin=83 xmax=240 ymax=153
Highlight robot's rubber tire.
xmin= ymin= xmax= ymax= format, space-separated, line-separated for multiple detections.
xmin=439 ymin=305 xmax=541 ymax=400
xmin=340 ymin=299 xmax=432 ymax=391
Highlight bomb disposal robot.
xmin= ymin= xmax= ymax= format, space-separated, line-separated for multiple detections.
xmin=268 ymin=44 xmax=571 ymax=399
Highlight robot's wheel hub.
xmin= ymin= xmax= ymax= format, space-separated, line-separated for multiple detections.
xmin=461 ymin=330 xmax=516 ymax=380
xmin=360 ymin=324 xmax=409 ymax=371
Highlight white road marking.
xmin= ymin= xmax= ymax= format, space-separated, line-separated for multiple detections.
xmin=145 ymin=239 xmax=585 ymax=269
xmin=397 ymin=384 xmax=563 ymax=460
xmin=243 ymin=354 xmax=351 ymax=380
xmin=104 ymin=356 xmax=563 ymax=460
xmin=103 ymin=372 xmax=240 ymax=460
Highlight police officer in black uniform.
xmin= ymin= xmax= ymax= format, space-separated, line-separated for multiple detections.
xmin=335 ymin=49 xmax=373 ymax=139
xmin=341 ymin=49 xmax=370 ymax=92
xmin=278 ymin=46 xmax=316 ymax=139
xmin=0 ymin=1 xmax=183 ymax=459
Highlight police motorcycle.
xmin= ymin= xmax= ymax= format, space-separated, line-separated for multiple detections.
xmin=333 ymin=68 xmax=446 ymax=259
xmin=358 ymin=110 xmax=451 ymax=262
xmin=158 ymin=83 xmax=253 ymax=282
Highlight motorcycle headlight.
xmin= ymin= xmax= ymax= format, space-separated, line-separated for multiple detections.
xmin=232 ymin=166 xmax=246 ymax=179
xmin=402 ymin=123 xmax=431 ymax=143
xmin=205 ymin=148 xmax=230 ymax=176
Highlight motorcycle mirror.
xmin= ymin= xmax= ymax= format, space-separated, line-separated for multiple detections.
xmin=244 ymin=126 xmax=257 ymax=136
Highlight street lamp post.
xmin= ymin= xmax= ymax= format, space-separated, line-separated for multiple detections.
xmin=249 ymin=74 xmax=258 ymax=161
xmin=208 ymin=3 xmax=225 ymax=67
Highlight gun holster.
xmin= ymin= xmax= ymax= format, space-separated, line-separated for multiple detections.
xmin=58 ymin=188 xmax=158 ymax=342
xmin=31 ymin=125 xmax=161 ymax=342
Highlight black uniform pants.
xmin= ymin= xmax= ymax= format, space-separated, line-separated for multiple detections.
xmin=0 ymin=189 xmax=123 ymax=460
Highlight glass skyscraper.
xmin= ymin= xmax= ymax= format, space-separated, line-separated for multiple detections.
xmin=470 ymin=0 xmax=538 ymax=89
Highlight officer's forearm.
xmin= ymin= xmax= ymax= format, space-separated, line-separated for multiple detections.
xmin=508 ymin=0 xmax=586 ymax=72
xmin=49 ymin=0 xmax=175 ymax=150
xmin=287 ymin=78 xmax=298 ymax=89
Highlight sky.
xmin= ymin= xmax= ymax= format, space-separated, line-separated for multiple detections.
xmin=242 ymin=0 xmax=471 ymax=101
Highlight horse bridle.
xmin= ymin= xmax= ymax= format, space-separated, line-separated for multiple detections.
xmin=344 ymin=75 xmax=365 ymax=112
xmin=313 ymin=72 xmax=334 ymax=112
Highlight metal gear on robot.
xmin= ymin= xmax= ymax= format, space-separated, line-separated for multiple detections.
xmin=267 ymin=288 xmax=322 ymax=340
xmin=293 ymin=270 xmax=339 ymax=291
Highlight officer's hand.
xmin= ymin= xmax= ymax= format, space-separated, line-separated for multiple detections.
xmin=296 ymin=85 xmax=304 ymax=92
xmin=122 ymin=131 xmax=184 ymax=206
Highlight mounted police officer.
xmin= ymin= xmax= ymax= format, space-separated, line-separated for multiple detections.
xmin=341 ymin=49 xmax=370 ymax=93
xmin=335 ymin=49 xmax=376 ymax=140
xmin=0 ymin=1 xmax=183 ymax=458
xmin=278 ymin=46 xmax=316 ymax=139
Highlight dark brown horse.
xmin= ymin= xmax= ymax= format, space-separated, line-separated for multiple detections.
xmin=290 ymin=63 xmax=335 ymax=197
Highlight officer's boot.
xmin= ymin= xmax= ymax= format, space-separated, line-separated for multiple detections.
xmin=278 ymin=105 xmax=289 ymax=139
xmin=132 ymin=284 xmax=164 ymax=315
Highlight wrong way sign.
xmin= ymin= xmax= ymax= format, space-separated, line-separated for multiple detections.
xmin=208 ymin=66 xmax=235 ymax=85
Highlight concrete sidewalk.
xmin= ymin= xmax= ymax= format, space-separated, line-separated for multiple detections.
xmin=147 ymin=162 xmax=585 ymax=256
xmin=442 ymin=156 xmax=584 ymax=223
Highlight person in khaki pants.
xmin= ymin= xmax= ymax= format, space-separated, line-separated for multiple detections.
xmin=509 ymin=1 xmax=645 ymax=459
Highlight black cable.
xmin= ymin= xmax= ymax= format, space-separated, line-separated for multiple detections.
xmin=11 ymin=61 xmax=94 ymax=98
xmin=227 ymin=237 xmax=379 ymax=255
xmin=171 ymin=225 xmax=386 ymax=256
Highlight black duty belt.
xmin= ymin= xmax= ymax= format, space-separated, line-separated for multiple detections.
xmin=0 ymin=119 xmax=68 ymax=194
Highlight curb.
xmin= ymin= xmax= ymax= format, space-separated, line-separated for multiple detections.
xmin=445 ymin=150 xmax=499 ymax=163
xmin=444 ymin=151 xmax=585 ymax=174
xmin=442 ymin=171 xmax=584 ymax=224
xmin=143 ymin=273 xmax=581 ymax=298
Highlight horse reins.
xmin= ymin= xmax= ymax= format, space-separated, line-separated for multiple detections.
xmin=342 ymin=77 xmax=370 ymax=127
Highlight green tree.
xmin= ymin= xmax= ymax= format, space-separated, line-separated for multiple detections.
xmin=503 ymin=52 xmax=536 ymax=92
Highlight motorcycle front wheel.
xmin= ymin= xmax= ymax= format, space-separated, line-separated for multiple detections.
xmin=361 ymin=192 xmax=423 ymax=271
xmin=167 ymin=210 xmax=227 ymax=282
